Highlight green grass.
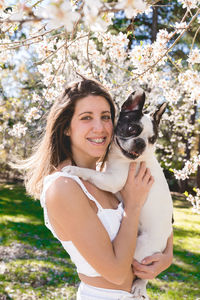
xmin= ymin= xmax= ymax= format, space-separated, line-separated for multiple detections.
xmin=0 ymin=184 xmax=78 ymax=300
xmin=0 ymin=185 xmax=200 ymax=299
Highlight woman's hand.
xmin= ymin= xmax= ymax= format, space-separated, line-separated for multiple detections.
xmin=120 ymin=161 xmax=154 ymax=210
xmin=132 ymin=253 xmax=170 ymax=279
xmin=132 ymin=233 xmax=173 ymax=279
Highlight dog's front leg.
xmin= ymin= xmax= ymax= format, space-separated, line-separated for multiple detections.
xmin=131 ymin=279 xmax=148 ymax=299
xmin=131 ymin=232 xmax=152 ymax=299
xmin=62 ymin=166 xmax=120 ymax=193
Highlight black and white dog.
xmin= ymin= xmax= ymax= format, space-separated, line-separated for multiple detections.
xmin=65 ymin=91 xmax=173 ymax=299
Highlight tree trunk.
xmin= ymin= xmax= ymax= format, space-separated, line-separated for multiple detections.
xmin=151 ymin=5 xmax=158 ymax=42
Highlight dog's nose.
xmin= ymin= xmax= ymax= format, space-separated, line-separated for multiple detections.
xmin=134 ymin=138 xmax=145 ymax=150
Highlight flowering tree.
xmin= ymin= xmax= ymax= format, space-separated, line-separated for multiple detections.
xmin=0 ymin=0 xmax=200 ymax=213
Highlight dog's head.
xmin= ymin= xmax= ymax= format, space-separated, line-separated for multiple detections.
xmin=114 ymin=90 xmax=166 ymax=160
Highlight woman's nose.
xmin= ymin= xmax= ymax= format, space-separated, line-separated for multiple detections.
xmin=93 ymin=119 xmax=104 ymax=131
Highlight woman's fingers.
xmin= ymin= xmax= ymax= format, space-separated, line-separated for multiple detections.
xmin=142 ymin=167 xmax=151 ymax=182
xmin=141 ymin=253 xmax=161 ymax=265
xmin=138 ymin=163 xmax=154 ymax=188
xmin=148 ymin=175 xmax=154 ymax=187
xmin=126 ymin=162 xmax=137 ymax=183
xmin=128 ymin=162 xmax=153 ymax=184
xmin=136 ymin=161 xmax=146 ymax=179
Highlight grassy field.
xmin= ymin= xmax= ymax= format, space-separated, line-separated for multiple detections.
xmin=0 ymin=184 xmax=200 ymax=300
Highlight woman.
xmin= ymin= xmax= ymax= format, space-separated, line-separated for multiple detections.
xmin=23 ymin=78 xmax=173 ymax=299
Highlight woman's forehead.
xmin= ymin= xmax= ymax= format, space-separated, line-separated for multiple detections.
xmin=75 ymin=95 xmax=111 ymax=113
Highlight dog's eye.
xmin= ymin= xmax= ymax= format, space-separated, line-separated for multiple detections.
xmin=127 ymin=124 xmax=140 ymax=136
xmin=148 ymin=136 xmax=156 ymax=144
xmin=128 ymin=126 xmax=136 ymax=133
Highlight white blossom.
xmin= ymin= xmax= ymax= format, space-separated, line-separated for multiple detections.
xmin=174 ymin=155 xmax=200 ymax=180
xmin=90 ymin=13 xmax=114 ymax=32
xmin=178 ymin=0 xmax=200 ymax=9
xmin=83 ymin=0 xmax=102 ymax=18
xmin=187 ymin=48 xmax=200 ymax=65
xmin=37 ymin=63 xmax=53 ymax=76
xmin=45 ymin=88 xmax=60 ymax=103
xmin=35 ymin=1 xmax=80 ymax=31
xmin=32 ymin=93 xmax=42 ymax=103
xmin=25 ymin=108 xmax=41 ymax=122
xmin=8 ymin=123 xmax=27 ymax=138
xmin=174 ymin=21 xmax=187 ymax=33
xmin=187 ymin=193 xmax=200 ymax=214
xmin=116 ymin=0 xmax=148 ymax=18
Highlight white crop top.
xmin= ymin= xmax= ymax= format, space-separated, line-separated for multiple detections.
xmin=40 ymin=167 xmax=124 ymax=277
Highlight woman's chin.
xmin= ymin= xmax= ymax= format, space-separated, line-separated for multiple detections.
xmin=87 ymin=149 xmax=107 ymax=159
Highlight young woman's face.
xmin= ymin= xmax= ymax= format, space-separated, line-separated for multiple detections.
xmin=68 ymin=95 xmax=113 ymax=168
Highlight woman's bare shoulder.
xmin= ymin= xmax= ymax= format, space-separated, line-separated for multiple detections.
xmin=44 ymin=174 xmax=94 ymax=241
xmin=45 ymin=174 xmax=88 ymax=213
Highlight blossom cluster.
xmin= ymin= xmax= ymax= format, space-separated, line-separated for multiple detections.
xmin=178 ymin=69 xmax=200 ymax=102
xmin=187 ymin=48 xmax=200 ymax=65
xmin=173 ymin=155 xmax=200 ymax=214
xmin=187 ymin=190 xmax=200 ymax=214
xmin=8 ymin=123 xmax=27 ymax=139
xmin=173 ymin=155 xmax=200 ymax=180
xmin=0 ymin=0 xmax=151 ymax=35
xmin=178 ymin=0 xmax=200 ymax=9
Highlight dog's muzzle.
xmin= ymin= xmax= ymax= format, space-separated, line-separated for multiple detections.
xmin=115 ymin=136 xmax=145 ymax=160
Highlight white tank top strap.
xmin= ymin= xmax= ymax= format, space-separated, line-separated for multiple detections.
xmin=61 ymin=166 xmax=103 ymax=212
xmin=40 ymin=168 xmax=103 ymax=212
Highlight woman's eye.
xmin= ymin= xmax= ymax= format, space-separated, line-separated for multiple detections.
xmin=81 ymin=116 xmax=91 ymax=120
xmin=102 ymin=115 xmax=111 ymax=120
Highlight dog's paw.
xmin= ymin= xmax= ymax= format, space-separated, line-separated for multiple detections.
xmin=131 ymin=279 xmax=149 ymax=300
xmin=62 ymin=165 xmax=75 ymax=175
xmin=62 ymin=166 xmax=89 ymax=181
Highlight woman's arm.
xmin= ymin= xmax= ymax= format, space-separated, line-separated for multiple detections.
xmin=46 ymin=162 xmax=154 ymax=285
xmin=132 ymin=232 xmax=173 ymax=279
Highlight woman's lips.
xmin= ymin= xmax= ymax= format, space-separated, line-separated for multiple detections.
xmin=87 ymin=137 xmax=106 ymax=145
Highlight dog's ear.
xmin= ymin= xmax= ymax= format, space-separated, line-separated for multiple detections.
xmin=121 ymin=90 xmax=145 ymax=113
xmin=153 ymin=102 xmax=167 ymax=125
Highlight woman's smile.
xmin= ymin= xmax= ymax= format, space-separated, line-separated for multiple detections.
xmin=87 ymin=137 xmax=107 ymax=145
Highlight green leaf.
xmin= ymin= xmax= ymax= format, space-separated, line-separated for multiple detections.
xmin=169 ymin=168 xmax=174 ymax=173
xmin=176 ymin=58 xmax=182 ymax=64
xmin=127 ymin=31 xmax=133 ymax=37
xmin=13 ymin=25 xmax=18 ymax=31
xmin=112 ymin=79 xmax=117 ymax=84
